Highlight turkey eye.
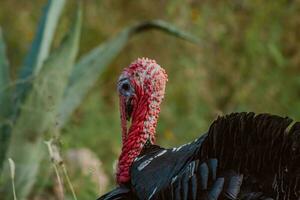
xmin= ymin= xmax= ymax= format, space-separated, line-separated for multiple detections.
xmin=122 ymin=83 xmax=130 ymax=91
xmin=118 ymin=78 xmax=134 ymax=96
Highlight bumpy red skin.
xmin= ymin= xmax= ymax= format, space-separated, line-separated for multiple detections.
xmin=116 ymin=58 xmax=168 ymax=184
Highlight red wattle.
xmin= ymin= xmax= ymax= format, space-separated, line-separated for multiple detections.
xmin=116 ymin=58 xmax=168 ymax=184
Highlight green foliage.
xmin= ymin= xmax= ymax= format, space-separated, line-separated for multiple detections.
xmin=0 ymin=0 xmax=66 ymax=171
xmin=1 ymin=2 xmax=81 ymax=199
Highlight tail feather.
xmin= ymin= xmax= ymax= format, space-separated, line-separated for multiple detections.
xmin=200 ymin=112 xmax=300 ymax=199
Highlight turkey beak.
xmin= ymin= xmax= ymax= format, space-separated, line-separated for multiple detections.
xmin=125 ymin=97 xmax=133 ymax=121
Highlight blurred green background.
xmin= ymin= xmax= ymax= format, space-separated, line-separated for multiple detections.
xmin=1 ymin=0 xmax=300 ymax=199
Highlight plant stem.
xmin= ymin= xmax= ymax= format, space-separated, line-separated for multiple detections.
xmin=61 ymin=164 xmax=78 ymax=200
xmin=8 ymin=158 xmax=17 ymax=200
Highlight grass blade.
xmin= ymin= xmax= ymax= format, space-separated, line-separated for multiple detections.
xmin=8 ymin=158 xmax=17 ymax=200
xmin=45 ymin=140 xmax=64 ymax=200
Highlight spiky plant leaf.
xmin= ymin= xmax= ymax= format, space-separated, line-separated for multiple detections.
xmin=58 ymin=20 xmax=200 ymax=126
xmin=0 ymin=5 xmax=81 ymax=199
xmin=15 ymin=0 xmax=65 ymax=111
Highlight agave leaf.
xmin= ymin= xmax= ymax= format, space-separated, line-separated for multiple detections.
xmin=58 ymin=20 xmax=200 ymax=126
xmin=0 ymin=5 xmax=81 ymax=199
xmin=15 ymin=0 xmax=65 ymax=111
xmin=0 ymin=28 xmax=12 ymax=170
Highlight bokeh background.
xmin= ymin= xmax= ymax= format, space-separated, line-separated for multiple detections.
xmin=1 ymin=0 xmax=300 ymax=199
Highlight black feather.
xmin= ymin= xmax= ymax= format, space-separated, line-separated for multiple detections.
xmin=200 ymin=112 xmax=300 ymax=199
xmin=97 ymin=185 xmax=136 ymax=200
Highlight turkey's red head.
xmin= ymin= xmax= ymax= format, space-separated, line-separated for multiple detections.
xmin=116 ymin=58 xmax=168 ymax=184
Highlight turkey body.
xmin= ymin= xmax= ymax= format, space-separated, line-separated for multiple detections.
xmin=98 ymin=112 xmax=300 ymax=200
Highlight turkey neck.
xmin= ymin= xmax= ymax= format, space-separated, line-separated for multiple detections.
xmin=117 ymin=91 xmax=160 ymax=184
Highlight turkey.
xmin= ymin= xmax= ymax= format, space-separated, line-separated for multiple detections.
xmin=97 ymin=58 xmax=300 ymax=200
